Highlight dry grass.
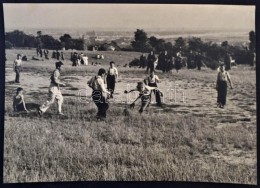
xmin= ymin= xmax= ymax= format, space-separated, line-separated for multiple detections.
xmin=4 ymin=49 xmax=257 ymax=184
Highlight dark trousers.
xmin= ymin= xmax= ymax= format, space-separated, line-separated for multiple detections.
xmin=16 ymin=103 xmax=26 ymax=111
xmin=217 ymin=81 xmax=227 ymax=106
xmin=92 ymin=90 xmax=109 ymax=118
xmin=146 ymin=64 xmax=155 ymax=73
xmin=107 ymin=75 xmax=116 ymax=96
xmin=140 ymin=95 xmax=151 ymax=113
xmin=148 ymin=83 xmax=161 ymax=106
xmin=15 ymin=66 xmax=21 ymax=83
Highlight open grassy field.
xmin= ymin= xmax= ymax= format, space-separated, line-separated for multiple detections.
xmin=4 ymin=49 xmax=256 ymax=184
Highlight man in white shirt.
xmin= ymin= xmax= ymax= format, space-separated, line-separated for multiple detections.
xmin=38 ymin=61 xmax=66 ymax=115
xmin=82 ymin=55 xmax=88 ymax=65
xmin=144 ymin=70 xmax=162 ymax=106
xmin=88 ymin=68 xmax=111 ymax=120
xmin=13 ymin=54 xmax=22 ymax=83
xmin=106 ymin=61 xmax=118 ymax=98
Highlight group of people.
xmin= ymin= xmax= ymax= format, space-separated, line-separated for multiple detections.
xmin=36 ymin=47 xmax=50 ymax=60
xmin=139 ymin=50 xmax=187 ymax=74
xmin=71 ymin=52 xmax=89 ymax=66
xmin=12 ymin=50 xmax=234 ymax=120
xmin=52 ymin=50 xmax=64 ymax=61
xmin=138 ymin=50 xmax=235 ymax=73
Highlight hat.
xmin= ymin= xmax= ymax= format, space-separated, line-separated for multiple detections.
xmin=55 ymin=61 xmax=64 ymax=67
xmin=136 ymin=82 xmax=144 ymax=89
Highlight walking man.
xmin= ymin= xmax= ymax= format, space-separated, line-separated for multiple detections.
xmin=38 ymin=61 xmax=66 ymax=115
xmin=144 ymin=70 xmax=162 ymax=106
xmin=216 ymin=63 xmax=233 ymax=108
xmin=107 ymin=61 xmax=118 ymax=98
xmin=87 ymin=68 xmax=111 ymax=120
xmin=13 ymin=54 xmax=22 ymax=83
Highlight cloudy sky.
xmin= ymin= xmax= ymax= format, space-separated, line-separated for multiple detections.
xmin=3 ymin=4 xmax=255 ymax=30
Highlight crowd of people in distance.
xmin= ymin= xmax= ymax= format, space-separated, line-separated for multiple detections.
xmin=137 ymin=50 xmax=235 ymax=73
xmin=71 ymin=52 xmax=89 ymax=66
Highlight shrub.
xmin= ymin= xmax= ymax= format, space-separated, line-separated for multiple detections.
xmin=5 ymin=41 xmax=13 ymax=49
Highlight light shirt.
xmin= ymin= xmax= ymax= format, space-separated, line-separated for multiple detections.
xmin=82 ymin=56 xmax=88 ymax=65
xmin=145 ymin=75 xmax=159 ymax=84
xmin=50 ymin=69 xmax=62 ymax=86
xmin=108 ymin=67 xmax=118 ymax=76
xmin=139 ymin=85 xmax=157 ymax=96
xmin=88 ymin=76 xmax=110 ymax=94
xmin=14 ymin=59 xmax=22 ymax=67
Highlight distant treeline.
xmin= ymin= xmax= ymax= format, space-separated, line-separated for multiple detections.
xmin=129 ymin=29 xmax=256 ymax=67
xmin=5 ymin=29 xmax=255 ymax=67
xmin=5 ymin=30 xmax=84 ymax=50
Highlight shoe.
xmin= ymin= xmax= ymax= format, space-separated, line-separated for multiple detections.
xmin=38 ymin=108 xmax=43 ymax=116
xmin=58 ymin=112 xmax=65 ymax=115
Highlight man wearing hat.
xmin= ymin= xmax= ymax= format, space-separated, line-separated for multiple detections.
xmin=38 ymin=61 xmax=66 ymax=115
xmin=125 ymin=82 xmax=163 ymax=114
xmin=216 ymin=62 xmax=233 ymax=108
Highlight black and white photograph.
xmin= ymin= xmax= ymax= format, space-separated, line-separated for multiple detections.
xmin=2 ymin=3 xmax=256 ymax=184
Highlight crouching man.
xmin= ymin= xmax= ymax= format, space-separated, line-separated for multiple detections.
xmin=125 ymin=82 xmax=163 ymax=114
xmin=13 ymin=87 xmax=29 ymax=113
xmin=38 ymin=61 xmax=66 ymax=116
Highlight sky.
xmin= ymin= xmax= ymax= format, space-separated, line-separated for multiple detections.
xmin=3 ymin=4 xmax=255 ymax=31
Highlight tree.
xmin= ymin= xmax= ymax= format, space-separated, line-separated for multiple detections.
xmin=175 ymin=37 xmax=186 ymax=50
xmin=37 ymin=31 xmax=42 ymax=37
xmin=60 ymin=34 xmax=72 ymax=43
xmin=5 ymin=30 xmax=36 ymax=48
xmin=149 ymin=36 xmax=158 ymax=48
xmin=188 ymin=37 xmax=204 ymax=52
xmin=249 ymin=31 xmax=255 ymax=52
xmin=221 ymin=41 xmax=228 ymax=48
xmin=131 ymin=29 xmax=152 ymax=52
xmin=41 ymin=35 xmax=61 ymax=50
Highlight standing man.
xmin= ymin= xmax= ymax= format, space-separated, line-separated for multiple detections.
xmin=56 ymin=50 xmax=60 ymax=60
xmin=38 ymin=61 xmax=66 ymax=115
xmin=106 ymin=61 xmax=118 ymax=98
xmin=224 ymin=52 xmax=231 ymax=71
xmin=87 ymin=68 xmax=111 ymax=120
xmin=39 ymin=48 xmax=43 ymax=58
xmin=216 ymin=63 xmax=233 ymax=108
xmin=139 ymin=53 xmax=147 ymax=69
xmin=144 ymin=70 xmax=162 ymax=106
xmin=175 ymin=52 xmax=182 ymax=73
xmin=61 ymin=51 xmax=64 ymax=61
xmin=13 ymin=54 xmax=22 ymax=83
xmin=147 ymin=51 xmax=157 ymax=73
xmin=195 ymin=51 xmax=203 ymax=70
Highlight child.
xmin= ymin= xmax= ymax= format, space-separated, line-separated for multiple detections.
xmin=13 ymin=87 xmax=28 ymax=112
xmin=124 ymin=82 xmax=163 ymax=114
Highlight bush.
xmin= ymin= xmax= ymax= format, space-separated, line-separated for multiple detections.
xmin=129 ymin=58 xmax=140 ymax=67
xmin=203 ymin=56 xmax=219 ymax=70
xmin=5 ymin=41 xmax=13 ymax=49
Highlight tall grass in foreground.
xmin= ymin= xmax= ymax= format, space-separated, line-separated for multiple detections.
xmin=4 ymin=98 xmax=256 ymax=183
